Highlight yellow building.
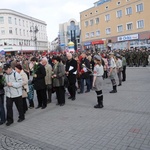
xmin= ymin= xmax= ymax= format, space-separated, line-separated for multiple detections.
xmin=80 ymin=0 xmax=150 ymax=50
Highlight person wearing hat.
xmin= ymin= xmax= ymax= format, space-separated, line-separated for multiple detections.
xmin=93 ymin=55 xmax=104 ymax=108
xmin=0 ymin=66 xmax=6 ymax=125
xmin=3 ymin=64 xmax=25 ymax=126
xmin=15 ymin=64 xmax=29 ymax=113
xmin=108 ymin=52 xmax=117 ymax=93
xmin=116 ymin=54 xmax=123 ymax=86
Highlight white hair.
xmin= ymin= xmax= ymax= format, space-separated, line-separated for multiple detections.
xmin=42 ymin=57 xmax=48 ymax=62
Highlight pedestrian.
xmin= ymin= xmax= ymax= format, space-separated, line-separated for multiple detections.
xmin=30 ymin=57 xmax=47 ymax=109
xmin=65 ymin=53 xmax=77 ymax=100
xmin=0 ymin=67 xmax=6 ymax=125
xmin=15 ymin=64 xmax=29 ymax=113
xmin=93 ymin=55 xmax=104 ymax=108
xmin=41 ymin=57 xmax=52 ymax=104
xmin=108 ymin=52 xmax=117 ymax=93
xmin=122 ymin=54 xmax=127 ymax=82
xmin=116 ymin=54 xmax=123 ymax=86
xmin=3 ymin=64 xmax=25 ymax=126
xmin=52 ymin=56 xmax=65 ymax=106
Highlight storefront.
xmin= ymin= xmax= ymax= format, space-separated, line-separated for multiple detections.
xmin=92 ymin=40 xmax=105 ymax=51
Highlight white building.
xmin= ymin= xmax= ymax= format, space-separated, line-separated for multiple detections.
xmin=59 ymin=19 xmax=81 ymax=51
xmin=0 ymin=9 xmax=48 ymax=55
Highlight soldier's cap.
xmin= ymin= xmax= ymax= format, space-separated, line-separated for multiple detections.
xmin=93 ymin=55 xmax=101 ymax=61
xmin=3 ymin=63 xmax=11 ymax=70
xmin=109 ymin=51 xmax=114 ymax=55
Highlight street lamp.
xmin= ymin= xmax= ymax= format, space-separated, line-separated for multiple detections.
xmin=30 ymin=25 xmax=39 ymax=53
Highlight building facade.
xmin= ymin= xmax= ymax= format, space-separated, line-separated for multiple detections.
xmin=80 ymin=0 xmax=150 ymax=51
xmin=59 ymin=19 xmax=81 ymax=51
xmin=0 ymin=9 xmax=48 ymax=55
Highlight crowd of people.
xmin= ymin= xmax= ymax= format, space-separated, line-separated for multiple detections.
xmin=0 ymin=48 xmax=149 ymax=126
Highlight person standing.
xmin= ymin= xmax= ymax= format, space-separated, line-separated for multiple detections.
xmin=93 ymin=55 xmax=104 ymax=108
xmin=30 ymin=57 xmax=47 ymax=109
xmin=108 ymin=52 xmax=117 ymax=93
xmin=122 ymin=54 xmax=127 ymax=82
xmin=116 ymin=54 xmax=123 ymax=86
xmin=15 ymin=64 xmax=29 ymax=113
xmin=78 ymin=52 xmax=90 ymax=94
xmin=0 ymin=68 xmax=5 ymax=125
xmin=41 ymin=57 xmax=52 ymax=103
xmin=65 ymin=53 xmax=77 ymax=100
xmin=52 ymin=56 xmax=65 ymax=106
xmin=3 ymin=64 xmax=25 ymax=126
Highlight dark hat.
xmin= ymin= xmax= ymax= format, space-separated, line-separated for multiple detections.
xmin=94 ymin=55 xmax=101 ymax=61
xmin=15 ymin=64 xmax=22 ymax=70
xmin=3 ymin=64 xmax=11 ymax=70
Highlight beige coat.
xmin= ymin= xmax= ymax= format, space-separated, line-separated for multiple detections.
xmin=44 ymin=63 xmax=52 ymax=85
xmin=20 ymin=70 xmax=29 ymax=98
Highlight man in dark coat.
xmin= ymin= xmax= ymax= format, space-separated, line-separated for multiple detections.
xmin=30 ymin=57 xmax=47 ymax=109
xmin=65 ymin=53 xmax=77 ymax=100
xmin=78 ymin=52 xmax=90 ymax=94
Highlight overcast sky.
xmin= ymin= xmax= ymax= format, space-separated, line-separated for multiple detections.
xmin=0 ymin=0 xmax=97 ymax=42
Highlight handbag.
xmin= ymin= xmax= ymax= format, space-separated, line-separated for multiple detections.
xmin=0 ymin=89 xmax=5 ymax=95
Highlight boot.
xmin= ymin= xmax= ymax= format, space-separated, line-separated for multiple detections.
xmin=29 ymin=101 xmax=34 ymax=109
xmin=109 ymin=86 xmax=117 ymax=93
xmin=94 ymin=96 xmax=103 ymax=108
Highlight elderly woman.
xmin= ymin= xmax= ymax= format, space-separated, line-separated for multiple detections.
xmin=92 ymin=55 xmax=104 ymax=108
xmin=15 ymin=64 xmax=29 ymax=113
xmin=52 ymin=56 xmax=65 ymax=106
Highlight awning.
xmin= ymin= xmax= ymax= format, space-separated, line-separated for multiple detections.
xmin=92 ymin=40 xmax=104 ymax=45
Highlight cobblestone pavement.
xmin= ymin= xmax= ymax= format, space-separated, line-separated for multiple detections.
xmin=0 ymin=67 xmax=150 ymax=150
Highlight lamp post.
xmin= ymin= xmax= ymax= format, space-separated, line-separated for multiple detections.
xmin=30 ymin=25 xmax=39 ymax=53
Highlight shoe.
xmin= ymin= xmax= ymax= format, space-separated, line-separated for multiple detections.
xmin=35 ymin=106 xmax=41 ymax=109
xmin=41 ymin=106 xmax=46 ymax=109
xmin=56 ymin=103 xmax=60 ymax=105
xmin=85 ymin=90 xmax=90 ymax=93
xmin=118 ymin=84 xmax=122 ymax=86
xmin=94 ymin=104 xmax=103 ymax=108
xmin=109 ymin=90 xmax=117 ymax=93
xmin=17 ymin=118 xmax=25 ymax=122
xmin=68 ymin=96 xmax=72 ymax=99
xmin=78 ymin=91 xmax=83 ymax=94
xmin=72 ymin=97 xmax=76 ymax=101
xmin=29 ymin=106 xmax=34 ymax=109
xmin=6 ymin=122 xmax=13 ymax=126
xmin=0 ymin=121 xmax=5 ymax=125
xmin=60 ymin=103 xmax=65 ymax=106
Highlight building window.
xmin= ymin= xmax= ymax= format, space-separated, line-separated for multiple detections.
xmin=15 ymin=28 xmax=18 ymax=35
xmin=95 ymin=18 xmax=99 ymax=24
xmin=20 ymin=29 xmax=22 ymax=35
xmin=0 ymin=17 xmax=4 ymax=24
xmin=23 ymin=20 xmax=25 ymax=26
xmin=116 ymin=10 xmax=122 ymax=18
xmin=90 ymin=19 xmax=94 ymax=26
xmin=105 ymin=6 xmax=108 ymax=9
xmin=117 ymin=1 xmax=121 ymax=5
xmin=8 ymin=17 xmax=12 ymax=24
xmin=23 ymin=30 xmax=25 ymax=36
xmin=126 ymin=23 xmax=133 ymax=30
xmin=27 ymin=30 xmax=28 ymax=36
xmin=90 ymin=12 xmax=93 ymax=15
xmin=96 ymin=30 xmax=100 ymax=36
xmin=106 ymin=28 xmax=111 ymax=34
xmin=126 ymin=7 xmax=132 ymax=15
xmin=9 ymin=27 xmax=13 ymax=34
xmin=1 ymin=27 xmax=5 ymax=35
xmin=85 ymin=21 xmax=88 ymax=27
xmin=90 ymin=32 xmax=94 ymax=37
xmin=117 ymin=25 xmax=123 ymax=32
xmin=137 ymin=20 xmax=144 ymax=29
xmin=105 ymin=14 xmax=110 ymax=21
xmin=15 ymin=18 xmax=17 ymax=25
xmin=85 ymin=33 xmax=89 ymax=38
xmin=26 ymin=21 xmax=28 ymax=27
xmin=136 ymin=3 xmax=143 ymax=12
xmin=19 ymin=19 xmax=21 ymax=26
